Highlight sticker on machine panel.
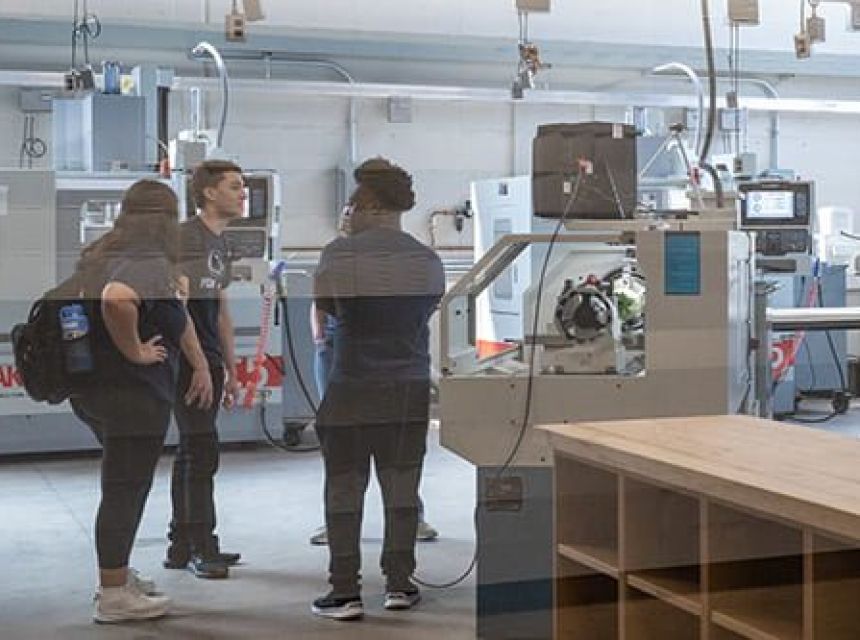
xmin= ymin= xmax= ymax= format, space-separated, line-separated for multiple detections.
xmin=664 ymin=232 xmax=701 ymax=296
xmin=0 ymin=361 xmax=68 ymax=415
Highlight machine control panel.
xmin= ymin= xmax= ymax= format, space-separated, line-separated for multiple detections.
xmin=738 ymin=180 xmax=814 ymax=262
xmin=755 ymin=228 xmax=811 ymax=256
xmin=738 ymin=180 xmax=813 ymax=228
xmin=225 ymin=228 xmax=268 ymax=260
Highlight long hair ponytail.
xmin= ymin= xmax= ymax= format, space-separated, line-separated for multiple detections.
xmin=76 ymin=180 xmax=180 ymax=293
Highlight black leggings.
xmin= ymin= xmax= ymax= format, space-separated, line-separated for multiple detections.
xmin=71 ymin=389 xmax=171 ymax=570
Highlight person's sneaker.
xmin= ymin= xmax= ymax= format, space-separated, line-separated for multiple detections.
xmin=309 ymin=526 xmax=328 ymax=546
xmin=188 ymin=553 xmax=229 ymax=579
xmin=384 ymin=588 xmax=421 ymax=611
xmin=93 ymin=584 xmax=171 ymax=624
xmin=206 ymin=535 xmax=242 ymax=566
xmin=163 ymin=543 xmax=190 ymax=570
xmin=218 ymin=551 xmax=241 ymax=566
xmin=128 ymin=568 xmax=157 ymax=596
xmin=311 ymin=592 xmax=364 ymax=621
xmin=416 ymin=520 xmax=439 ymax=541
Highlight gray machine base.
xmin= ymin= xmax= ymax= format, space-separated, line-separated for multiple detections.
xmin=477 ymin=466 xmax=553 ymax=640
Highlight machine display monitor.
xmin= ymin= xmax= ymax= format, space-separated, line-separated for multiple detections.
xmin=738 ymin=181 xmax=813 ymax=228
xmin=745 ymin=191 xmax=795 ymax=221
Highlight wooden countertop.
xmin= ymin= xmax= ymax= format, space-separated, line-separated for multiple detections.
xmin=538 ymin=415 xmax=860 ymax=543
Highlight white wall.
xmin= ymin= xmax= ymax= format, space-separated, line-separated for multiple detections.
xmin=4 ymin=1 xmax=860 ymax=57
xmin=4 ymin=1 xmax=860 ymax=249
xmin=0 ymin=88 xmax=52 ymax=169
xmin=5 ymin=78 xmax=860 ymax=249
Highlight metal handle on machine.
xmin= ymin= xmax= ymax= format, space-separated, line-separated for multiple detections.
xmin=755 ymin=303 xmax=860 ymax=417
xmin=766 ymin=307 xmax=860 ymax=332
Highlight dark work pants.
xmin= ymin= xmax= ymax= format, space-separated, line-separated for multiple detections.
xmin=320 ymin=416 xmax=429 ymax=596
xmin=71 ymin=390 xmax=171 ymax=570
xmin=168 ymin=363 xmax=224 ymax=552
xmin=315 ymin=343 xmax=427 ymax=521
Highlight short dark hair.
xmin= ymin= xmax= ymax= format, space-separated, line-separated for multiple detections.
xmin=353 ymin=157 xmax=415 ymax=212
xmin=191 ymin=159 xmax=243 ymax=209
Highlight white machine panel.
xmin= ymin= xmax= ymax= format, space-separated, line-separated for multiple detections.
xmin=0 ymin=170 xmax=56 ymax=304
xmin=472 ymin=176 xmax=558 ymax=345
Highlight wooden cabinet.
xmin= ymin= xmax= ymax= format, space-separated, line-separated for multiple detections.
xmin=540 ymin=416 xmax=860 ymax=640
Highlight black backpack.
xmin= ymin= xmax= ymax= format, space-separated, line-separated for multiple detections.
xmin=11 ymin=275 xmax=97 ymax=405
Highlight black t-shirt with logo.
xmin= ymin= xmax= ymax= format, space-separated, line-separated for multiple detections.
xmin=98 ymin=253 xmax=187 ymax=404
xmin=179 ymin=216 xmax=231 ymax=368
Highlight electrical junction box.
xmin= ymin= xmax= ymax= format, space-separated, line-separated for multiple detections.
xmin=19 ymin=89 xmax=56 ymax=112
xmin=807 ymin=15 xmax=826 ymax=43
xmin=719 ymin=108 xmax=748 ymax=133
xmin=243 ymin=0 xmax=265 ymax=21
xmin=728 ymin=0 xmax=760 ymax=25
xmin=225 ymin=11 xmax=246 ymax=41
xmin=515 ymin=0 xmax=551 ymax=12
xmin=387 ymin=96 xmax=413 ymax=123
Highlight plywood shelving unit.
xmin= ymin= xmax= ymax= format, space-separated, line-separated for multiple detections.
xmin=540 ymin=416 xmax=860 ymax=640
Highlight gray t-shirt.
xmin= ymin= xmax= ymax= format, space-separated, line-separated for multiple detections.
xmin=179 ymin=216 xmax=231 ymax=367
xmin=313 ymin=227 xmax=445 ymax=382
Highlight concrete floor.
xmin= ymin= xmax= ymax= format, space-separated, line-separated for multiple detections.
xmin=0 ymin=427 xmax=478 ymax=640
xmin=1 ymin=403 xmax=858 ymax=639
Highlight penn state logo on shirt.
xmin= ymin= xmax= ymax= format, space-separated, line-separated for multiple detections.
xmin=208 ymin=250 xmax=226 ymax=278
xmin=199 ymin=249 xmax=227 ymax=290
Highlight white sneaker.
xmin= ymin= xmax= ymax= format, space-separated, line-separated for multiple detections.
xmin=309 ymin=526 xmax=328 ymax=546
xmin=384 ymin=589 xmax=421 ymax=611
xmin=128 ymin=567 xmax=157 ymax=595
xmin=93 ymin=583 xmax=171 ymax=624
xmin=416 ymin=521 xmax=439 ymax=541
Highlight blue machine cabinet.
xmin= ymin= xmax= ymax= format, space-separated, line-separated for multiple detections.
xmin=770 ymin=264 xmax=848 ymax=415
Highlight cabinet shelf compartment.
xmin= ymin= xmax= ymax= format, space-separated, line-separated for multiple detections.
xmin=709 ymin=625 xmax=748 ymax=640
xmin=556 ymin=555 xmax=618 ymax=640
xmin=708 ymin=503 xmax=803 ymax=640
xmin=555 ymin=453 xmax=619 ymax=571
xmin=812 ymin=535 xmax=860 ymax=640
xmin=624 ymin=477 xmax=701 ymax=615
xmin=625 ymin=585 xmax=699 ymax=640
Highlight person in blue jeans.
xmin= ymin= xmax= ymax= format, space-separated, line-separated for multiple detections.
xmin=307 ymin=301 xmax=439 ymax=546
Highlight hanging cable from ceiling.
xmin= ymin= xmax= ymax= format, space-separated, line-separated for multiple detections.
xmin=511 ymin=3 xmax=551 ymax=99
xmin=697 ymin=0 xmax=724 ymax=208
xmin=67 ymin=0 xmax=101 ymax=90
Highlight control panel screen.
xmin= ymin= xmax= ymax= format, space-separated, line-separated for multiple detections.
xmin=739 ymin=181 xmax=812 ymax=228
xmin=242 ymin=177 xmax=269 ymax=221
xmin=745 ymin=191 xmax=795 ymax=220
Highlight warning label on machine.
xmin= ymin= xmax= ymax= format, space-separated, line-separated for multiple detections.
xmin=0 ymin=353 xmax=285 ymax=417
xmin=0 ymin=360 xmax=68 ymax=415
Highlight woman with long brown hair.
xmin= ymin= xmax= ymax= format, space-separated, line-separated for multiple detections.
xmin=71 ymin=179 xmax=213 ymax=623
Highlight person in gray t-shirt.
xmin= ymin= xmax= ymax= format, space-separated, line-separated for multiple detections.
xmin=311 ymin=158 xmax=444 ymax=621
xmin=308 ymin=202 xmax=439 ymax=547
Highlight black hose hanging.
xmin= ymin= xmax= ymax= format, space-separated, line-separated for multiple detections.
xmin=699 ymin=0 xmax=718 ymax=165
xmin=696 ymin=0 xmax=725 ymax=208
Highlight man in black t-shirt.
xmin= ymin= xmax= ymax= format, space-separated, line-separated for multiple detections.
xmin=163 ymin=160 xmax=245 ymax=579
